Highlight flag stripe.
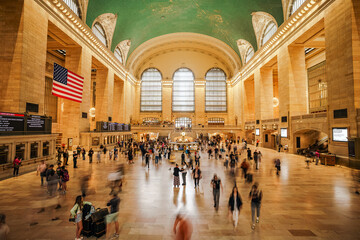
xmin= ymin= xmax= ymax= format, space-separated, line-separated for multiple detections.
xmin=52 ymin=92 xmax=82 ymax=103
xmin=53 ymin=82 xmax=83 ymax=95
xmin=68 ymin=74 xmax=84 ymax=85
xmin=52 ymin=87 xmax=82 ymax=100
xmin=52 ymin=63 xmax=84 ymax=103
xmin=67 ymin=78 xmax=83 ymax=88
xmin=68 ymin=71 xmax=84 ymax=83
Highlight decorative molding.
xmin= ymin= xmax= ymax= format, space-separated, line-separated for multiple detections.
xmin=236 ymin=39 xmax=254 ymax=65
xmin=35 ymin=0 xmax=137 ymax=85
xmin=117 ymin=40 xmax=131 ymax=64
xmin=251 ymin=11 xmax=278 ymax=49
xmin=231 ymin=0 xmax=322 ymax=87
xmin=92 ymin=13 xmax=117 ymax=49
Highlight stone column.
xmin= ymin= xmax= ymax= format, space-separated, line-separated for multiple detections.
xmin=278 ymin=45 xmax=307 ymax=151
xmin=95 ymin=68 xmax=109 ymax=122
xmin=227 ymin=84 xmax=235 ymax=125
xmin=325 ymin=0 xmax=359 ymax=155
xmin=0 ymin=0 xmax=48 ymax=114
xmin=132 ymin=84 xmax=140 ymax=123
xmin=113 ymin=77 xmax=125 ymax=123
xmin=195 ymin=80 xmax=205 ymax=125
xmin=254 ymin=67 xmax=274 ymax=146
xmin=162 ymin=81 xmax=172 ymax=122
xmin=57 ymin=47 xmax=83 ymax=149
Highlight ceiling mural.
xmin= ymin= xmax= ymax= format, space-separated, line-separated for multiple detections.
xmin=86 ymin=0 xmax=284 ymax=58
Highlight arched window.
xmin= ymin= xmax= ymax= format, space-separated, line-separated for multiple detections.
xmin=92 ymin=22 xmax=107 ymax=47
xmin=114 ymin=47 xmax=123 ymax=64
xmin=261 ymin=21 xmax=277 ymax=47
xmin=63 ymin=0 xmax=81 ymax=18
xmin=245 ymin=47 xmax=255 ymax=64
xmin=175 ymin=117 xmax=192 ymax=128
xmin=140 ymin=68 xmax=162 ymax=112
xmin=205 ymin=68 xmax=227 ymax=112
xmin=289 ymin=0 xmax=306 ymax=16
xmin=172 ymin=68 xmax=195 ymax=112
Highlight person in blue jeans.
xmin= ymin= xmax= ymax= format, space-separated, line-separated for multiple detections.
xmin=249 ymin=182 xmax=263 ymax=230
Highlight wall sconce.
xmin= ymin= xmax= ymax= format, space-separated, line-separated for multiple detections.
xmin=262 ymin=125 xmax=267 ymax=130
xmin=89 ymin=107 xmax=96 ymax=118
xmin=251 ymin=126 xmax=255 ymax=130
xmin=273 ymin=97 xmax=279 ymax=107
xmin=245 ymin=126 xmax=248 ymax=130
xmin=273 ymin=124 xmax=278 ymax=130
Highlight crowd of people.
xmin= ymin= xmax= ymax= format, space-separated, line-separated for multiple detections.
xmin=3 ymin=135 xmax=289 ymax=240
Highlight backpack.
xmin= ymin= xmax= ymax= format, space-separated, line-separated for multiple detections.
xmin=62 ymin=170 xmax=69 ymax=182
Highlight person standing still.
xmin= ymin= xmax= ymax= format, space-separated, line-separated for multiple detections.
xmin=81 ymin=148 xmax=86 ymax=161
xmin=105 ymin=193 xmax=120 ymax=239
xmin=211 ymin=174 xmax=223 ymax=211
xmin=173 ymin=164 xmax=181 ymax=188
xmin=247 ymin=148 xmax=252 ymax=160
xmin=180 ymin=164 xmax=187 ymax=185
xmin=63 ymin=150 xmax=69 ymax=166
xmin=192 ymin=166 xmax=202 ymax=189
xmin=253 ymin=150 xmax=259 ymax=170
xmin=13 ymin=157 xmax=21 ymax=177
xmin=88 ymin=148 xmax=94 ymax=163
xmin=249 ymin=183 xmax=263 ymax=230
xmin=37 ymin=160 xmax=47 ymax=186
xmin=73 ymin=151 xmax=78 ymax=168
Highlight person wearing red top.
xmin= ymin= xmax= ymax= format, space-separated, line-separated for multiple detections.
xmin=13 ymin=157 xmax=22 ymax=177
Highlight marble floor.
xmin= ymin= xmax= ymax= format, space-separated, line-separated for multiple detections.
xmin=0 ymin=145 xmax=359 ymax=240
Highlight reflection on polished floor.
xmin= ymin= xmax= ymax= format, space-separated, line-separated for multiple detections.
xmin=0 ymin=146 xmax=359 ymax=240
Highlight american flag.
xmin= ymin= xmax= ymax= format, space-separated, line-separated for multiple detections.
xmin=52 ymin=63 xmax=84 ymax=103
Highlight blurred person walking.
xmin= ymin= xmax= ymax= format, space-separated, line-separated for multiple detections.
xmin=211 ymin=174 xmax=223 ymax=211
xmin=37 ymin=160 xmax=47 ymax=186
xmin=228 ymin=186 xmax=242 ymax=229
xmin=173 ymin=214 xmax=193 ymax=240
xmin=249 ymin=183 xmax=263 ymax=230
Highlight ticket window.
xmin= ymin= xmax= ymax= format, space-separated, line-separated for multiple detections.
xmin=43 ymin=142 xmax=50 ymax=156
xmin=0 ymin=145 xmax=9 ymax=165
xmin=30 ymin=142 xmax=38 ymax=159
xmin=15 ymin=144 xmax=25 ymax=160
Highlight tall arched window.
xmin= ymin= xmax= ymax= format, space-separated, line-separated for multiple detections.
xmin=140 ymin=68 xmax=162 ymax=112
xmin=261 ymin=21 xmax=277 ymax=47
xmin=63 ymin=0 xmax=81 ymax=18
xmin=172 ymin=68 xmax=195 ymax=112
xmin=205 ymin=68 xmax=227 ymax=112
xmin=289 ymin=0 xmax=306 ymax=16
xmin=114 ymin=47 xmax=123 ymax=64
xmin=245 ymin=47 xmax=255 ymax=64
xmin=92 ymin=22 xmax=107 ymax=47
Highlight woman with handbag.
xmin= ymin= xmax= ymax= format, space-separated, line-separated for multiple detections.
xmin=70 ymin=195 xmax=93 ymax=240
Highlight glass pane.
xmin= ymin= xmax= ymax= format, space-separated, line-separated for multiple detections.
xmin=205 ymin=68 xmax=227 ymax=112
xmin=114 ymin=47 xmax=123 ymax=64
xmin=290 ymin=0 xmax=307 ymax=16
xmin=92 ymin=23 xmax=107 ymax=47
xmin=261 ymin=21 xmax=277 ymax=46
xmin=141 ymin=68 xmax=162 ymax=111
xmin=172 ymin=68 xmax=195 ymax=112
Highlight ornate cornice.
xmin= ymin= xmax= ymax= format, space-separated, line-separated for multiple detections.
xmin=35 ymin=0 xmax=137 ymax=85
xmin=231 ymin=0 xmax=330 ymax=87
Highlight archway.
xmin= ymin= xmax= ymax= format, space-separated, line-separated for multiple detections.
xmin=293 ymin=129 xmax=328 ymax=155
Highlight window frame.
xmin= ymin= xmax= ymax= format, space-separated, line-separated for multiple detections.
xmin=261 ymin=21 xmax=277 ymax=47
xmin=205 ymin=68 xmax=227 ymax=112
xmin=172 ymin=68 xmax=195 ymax=112
xmin=289 ymin=0 xmax=307 ymax=17
xmin=114 ymin=47 xmax=123 ymax=64
xmin=92 ymin=22 xmax=108 ymax=47
xmin=140 ymin=68 xmax=163 ymax=112
xmin=63 ymin=0 xmax=82 ymax=19
xmin=244 ymin=46 xmax=255 ymax=64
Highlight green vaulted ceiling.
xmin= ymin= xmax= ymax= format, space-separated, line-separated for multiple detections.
xmin=86 ymin=0 xmax=284 ymax=57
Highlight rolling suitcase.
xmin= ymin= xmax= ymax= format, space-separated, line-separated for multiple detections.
xmin=82 ymin=218 xmax=93 ymax=237
xmin=91 ymin=208 xmax=109 ymax=222
xmin=246 ymin=173 xmax=253 ymax=183
xmin=93 ymin=220 xmax=106 ymax=238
